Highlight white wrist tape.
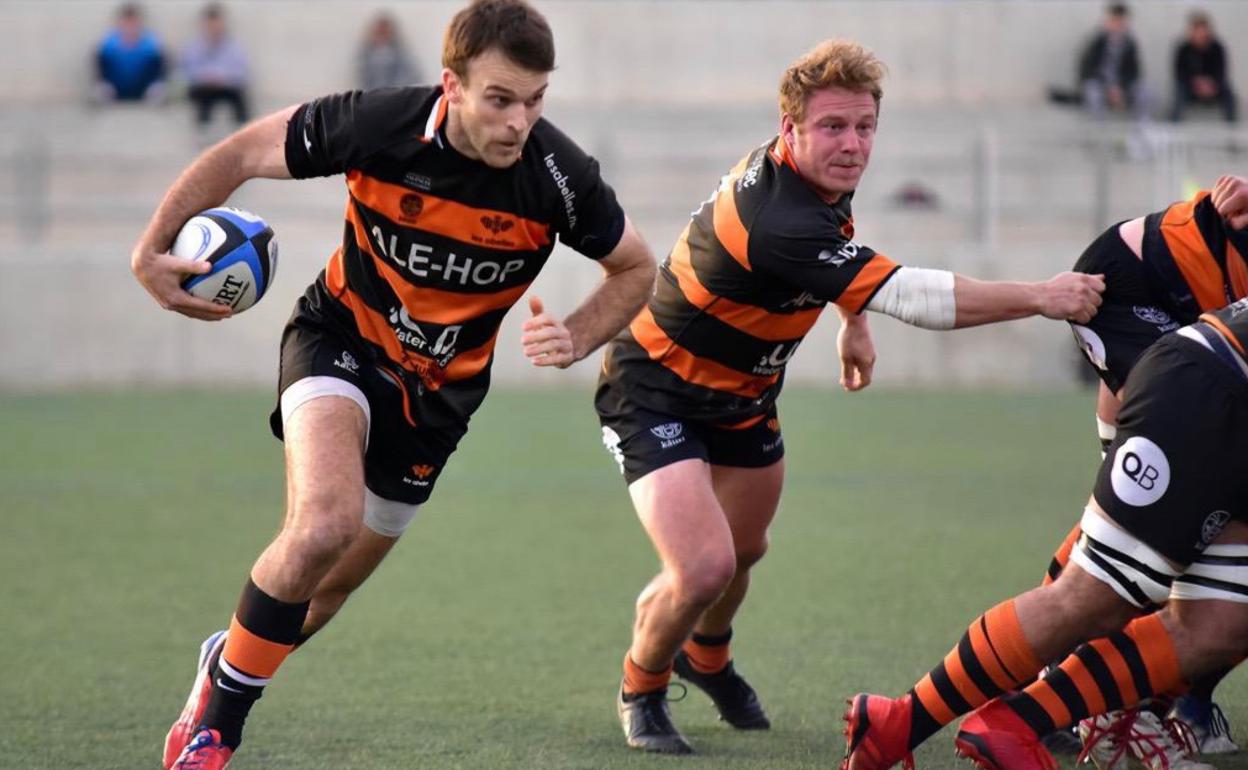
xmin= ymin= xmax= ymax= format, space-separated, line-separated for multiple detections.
xmin=864 ymin=267 xmax=956 ymax=330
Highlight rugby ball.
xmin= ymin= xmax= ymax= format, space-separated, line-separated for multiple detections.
xmin=174 ymin=207 xmax=278 ymax=313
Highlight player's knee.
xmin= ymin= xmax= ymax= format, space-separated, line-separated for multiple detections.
xmin=672 ymin=553 xmax=737 ymax=607
xmin=734 ymin=537 xmax=769 ymax=571
xmin=279 ymin=520 xmax=358 ymax=566
xmin=288 ymin=485 xmax=364 ymax=532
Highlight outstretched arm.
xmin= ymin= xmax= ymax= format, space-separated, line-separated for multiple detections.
xmin=951 ymin=271 xmax=1104 ymax=327
xmin=130 ymin=105 xmax=297 ymax=319
xmin=864 ymin=267 xmax=1104 ymax=329
xmin=522 ymin=216 xmax=657 ymax=368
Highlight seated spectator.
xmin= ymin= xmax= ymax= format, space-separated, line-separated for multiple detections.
xmin=93 ymin=2 xmax=166 ymax=104
xmin=1171 ymin=11 xmax=1237 ymax=123
xmin=181 ymin=3 xmax=250 ymax=129
xmin=1079 ymin=3 xmax=1151 ymax=121
xmin=358 ymin=12 xmax=419 ymax=91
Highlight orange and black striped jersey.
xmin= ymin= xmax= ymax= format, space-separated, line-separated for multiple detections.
xmin=1142 ymin=189 xmax=1248 ymax=321
xmin=284 ymin=86 xmax=624 ymax=424
xmin=599 ymin=137 xmax=898 ymax=424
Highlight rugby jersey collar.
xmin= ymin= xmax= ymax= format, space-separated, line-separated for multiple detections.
xmin=421 ymin=88 xmax=449 ymax=148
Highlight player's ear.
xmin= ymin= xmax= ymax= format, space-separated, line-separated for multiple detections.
xmin=780 ymin=113 xmax=796 ymax=147
xmin=442 ymin=68 xmax=463 ymax=103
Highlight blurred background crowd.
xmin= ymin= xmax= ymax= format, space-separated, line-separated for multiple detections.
xmin=1 ymin=0 xmax=1244 ymax=392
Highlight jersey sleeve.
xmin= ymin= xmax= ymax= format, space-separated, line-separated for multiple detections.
xmin=537 ymin=122 xmax=626 ymax=260
xmin=750 ymin=210 xmax=900 ymax=312
xmin=285 ymin=88 xmax=422 ymax=179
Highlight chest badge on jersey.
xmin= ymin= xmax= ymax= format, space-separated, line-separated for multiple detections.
xmin=399 ymin=194 xmax=423 ymax=223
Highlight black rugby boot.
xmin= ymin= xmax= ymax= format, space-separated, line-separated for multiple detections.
xmin=618 ymin=685 xmax=694 ymax=754
xmin=673 ymin=650 xmax=770 ymax=730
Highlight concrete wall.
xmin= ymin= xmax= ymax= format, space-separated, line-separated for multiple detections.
xmin=2 ymin=1 xmax=1245 ymax=390
xmin=5 ymin=1 xmax=1248 ymax=108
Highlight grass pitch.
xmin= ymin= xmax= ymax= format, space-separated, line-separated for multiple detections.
xmin=2 ymin=387 xmax=1245 ymax=769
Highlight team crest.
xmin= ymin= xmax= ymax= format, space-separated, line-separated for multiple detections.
xmin=410 ymin=464 xmax=436 ymax=479
xmin=1201 ymin=510 xmax=1231 ymax=546
xmin=650 ymin=423 xmax=683 ymax=440
xmin=399 ymin=194 xmax=424 ymax=222
xmin=1132 ymin=306 xmax=1173 ymax=326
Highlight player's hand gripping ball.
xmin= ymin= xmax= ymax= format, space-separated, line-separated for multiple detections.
xmin=173 ymin=207 xmax=278 ymax=313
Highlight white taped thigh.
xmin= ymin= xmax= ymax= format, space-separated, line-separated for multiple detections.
xmin=1069 ymin=506 xmax=1179 ymax=608
xmin=1171 ymin=545 xmax=1248 ymax=604
xmin=280 ymin=376 xmax=371 ymax=449
xmin=364 ymin=488 xmax=421 ymax=537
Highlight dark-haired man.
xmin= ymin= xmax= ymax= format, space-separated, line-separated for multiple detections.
xmin=132 ymin=2 xmax=656 ymax=767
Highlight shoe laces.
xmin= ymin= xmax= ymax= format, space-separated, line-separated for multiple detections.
xmin=1078 ymin=711 xmax=1141 ymax=770
xmin=637 ymin=685 xmax=687 ymax=734
xmin=1083 ymin=709 xmax=1201 ymax=770
xmin=177 ymin=731 xmax=225 ymax=770
xmin=1207 ymin=702 xmax=1233 ymax=740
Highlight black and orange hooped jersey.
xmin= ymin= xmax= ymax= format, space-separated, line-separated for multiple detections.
xmin=598 ymin=137 xmax=899 ymax=424
xmin=1142 ymin=189 xmax=1248 ymax=320
xmin=1201 ymin=296 xmax=1248 ymax=363
xmin=284 ymin=86 xmax=624 ymax=423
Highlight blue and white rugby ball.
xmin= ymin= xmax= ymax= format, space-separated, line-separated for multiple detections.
xmin=174 ymin=207 xmax=278 ymax=313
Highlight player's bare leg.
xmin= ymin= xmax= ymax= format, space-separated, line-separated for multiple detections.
xmin=667 ymin=461 xmax=783 ymax=730
xmin=300 ymin=528 xmax=400 ymax=642
xmin=956 ymin=523 xmax=1248 ymax=770
xmin=692 ymin=460 xmax=784 ymax=635
xmin=168 ymin=396 xmax=366 ymax=768
xmin=618 ymin=459 xmax=735 ymax=753
xmin=845 ymin=502 xmax=1139 ymax=770
xmin=628 ymin=459 xmax=737 ymax=672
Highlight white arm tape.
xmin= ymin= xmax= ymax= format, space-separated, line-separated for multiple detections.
xmin=864 ymin=267 xmax=956 ymax=330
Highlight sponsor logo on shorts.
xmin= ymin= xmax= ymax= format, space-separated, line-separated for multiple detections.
xmin=1071 ymin=325 xmax=1108 ymax=371
xmin=1132 ymin=305 xmax=1178 ymax=331
xmin=762 ymin=435 xmax=784 ymax=453
xmin=1200 ymin=510 xmax=1231 ymax=547
xmin=650 ymin=422 xmax=686 ymax=450
xmin=1110 ymin=436 xmax=1170 ymax=507
xmin=402 ymin=463 xmax=438 ymax=487
xmin=601 ymin=426 xmax=625 ymax=474
xmin=333 ymin=351 xmax=360 ymax=375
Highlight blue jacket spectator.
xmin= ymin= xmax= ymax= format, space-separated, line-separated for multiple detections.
xmin=95 ymin=3 xmax=166 ymax=103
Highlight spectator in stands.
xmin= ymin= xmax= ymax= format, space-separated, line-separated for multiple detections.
xmin=181 ymin=3 xmax=250 ymax=129
xmin=358 ymin=12 xmax=419 ymax=91
xmin=93 ymin=3 xmax=167 ymax=104
xmin=1079 ymin=3 xmax=1151 ymax=121
xmin=1171 ymin=11 xmax=1237 ymax=124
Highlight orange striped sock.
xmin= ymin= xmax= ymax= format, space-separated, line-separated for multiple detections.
xmin=682 ymin=629 xmax=732 ymax=674
xmin=1004 ymin=613 xmax=1181 ymax=735
xmin=623 ymin=653 xmax=673 ymax=696
xmin=201 ymin=578 xmax=309 ymax=749
xmin=1043 ymin=523 xmax=1082 ymax=586
xmin=907 ymin=599 xmax=1042 ymax=749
